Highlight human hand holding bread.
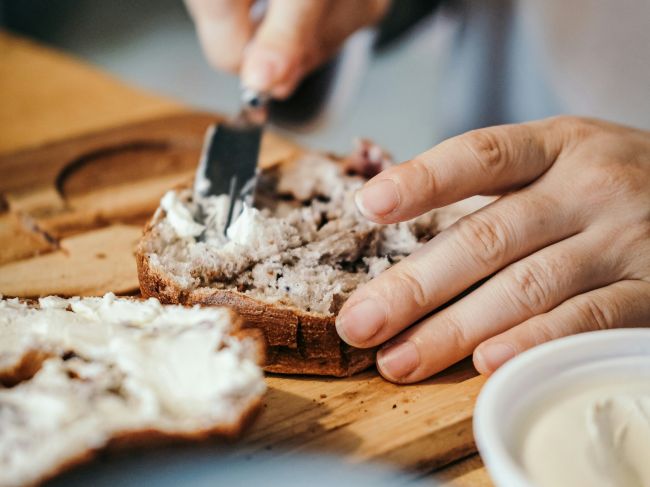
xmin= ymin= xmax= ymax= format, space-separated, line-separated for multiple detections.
xmin=339 ymin=117 xmax=650 ymax=382
xmin=185 ymin=3 xmax=650 ymax=382
xmin=184 ymin=0 xmax=389 ymax=98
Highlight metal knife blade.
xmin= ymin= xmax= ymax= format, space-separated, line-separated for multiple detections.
xmin=194 ymin=89 xmax=269 ymax=235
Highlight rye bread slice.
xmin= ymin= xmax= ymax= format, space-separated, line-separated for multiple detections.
xmin=0 ymin=294 xmax=265 ymax=487
xmin=136 ymin=142 xmax=486 ymax=377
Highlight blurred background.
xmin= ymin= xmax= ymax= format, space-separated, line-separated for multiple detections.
xmin=3 ymin=1 xmax=649 ymax=158
xmin=0 ymin=0 xmax=451 ymax=161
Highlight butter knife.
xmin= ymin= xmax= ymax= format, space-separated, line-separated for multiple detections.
xmin=194 ymin=88 xmax=269 ymax=235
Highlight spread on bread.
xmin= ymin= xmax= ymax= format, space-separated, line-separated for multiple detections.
xmin=143 ymin=151 xmax=439 ymax=315
xmin=0 ymin=294 xmax=265 ymax=487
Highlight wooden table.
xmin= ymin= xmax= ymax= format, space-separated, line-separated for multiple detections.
xmin=0 ymin=30 xmax=494 ymax=487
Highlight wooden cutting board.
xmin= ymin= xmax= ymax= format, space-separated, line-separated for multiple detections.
xmin=0 ymin=112 xmax=485 ymax=474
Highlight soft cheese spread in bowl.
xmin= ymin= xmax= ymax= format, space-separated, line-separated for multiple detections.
xmin=473 ymin=329 xmax=650 ymax=487
xmin=521 ymin=373 xmax=650 ymax=487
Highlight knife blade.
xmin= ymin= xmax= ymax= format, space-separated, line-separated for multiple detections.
xmin=194 ymin=88 xmax=269 ymax=235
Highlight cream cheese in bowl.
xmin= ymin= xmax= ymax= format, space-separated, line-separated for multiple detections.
xmin=521 ymin=373 xmax=650 ymax=487
xmin=473 ymin=329 xmax=650 ymax=487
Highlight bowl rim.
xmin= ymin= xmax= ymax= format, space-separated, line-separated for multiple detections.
xmin=473 ymin=328 xmax=650 ymax=487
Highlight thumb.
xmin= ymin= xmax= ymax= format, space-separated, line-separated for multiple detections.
xmin=241 ymin=0 xmax=329 ymax=98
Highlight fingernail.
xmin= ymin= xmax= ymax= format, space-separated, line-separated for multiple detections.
xmin=355 ymin=179 xmax=400 ymax=219
xmin=243 ymin=47 xmax=289 ymax=91
xmin=377 ymin=341 xmax=420 ymax=381
xmin=336 ymin=299 xmax=386 ymax=346
xmin=475 ymin=343 xmax=516 ymax=374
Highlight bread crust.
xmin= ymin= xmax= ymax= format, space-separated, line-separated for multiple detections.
xmin=0 ymin=348 xmax=52 ymax=388
xmin=30 ymin=397 xmax=263 ymax=487
xmin=136 ymin=232 xmax=376 ymax=377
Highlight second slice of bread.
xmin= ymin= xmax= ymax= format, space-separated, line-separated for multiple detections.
xmin=0 ymin=294 xmax=265 ymax=487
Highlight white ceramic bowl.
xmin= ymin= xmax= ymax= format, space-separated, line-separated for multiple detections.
xmin=473 ymin=328 xmax=650 ymax=487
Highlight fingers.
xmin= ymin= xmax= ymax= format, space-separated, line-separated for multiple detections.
xmin=242 ymin=0 xmax=388 ymax=98
xmin=373 ymin=229 xmax=624 ymax=383
xmin=185 ymin=0 xmax=254 ymax=72
xmin=241 ymin=0 xmax=331 ymax=98
xmin=343 ymin=116 xmax=650 ymax=384
xmin=188 ymin=0 xmax=388 ymax=98
xmin=354 ymin=119 xmax=565 ymax=223
xmin=473 ymin=279 xmax=650 ymax=375
xmin=336 ymin=187 xmax=579 ymax=349
xmin=186 ymin=0 xmax=329 ymax=94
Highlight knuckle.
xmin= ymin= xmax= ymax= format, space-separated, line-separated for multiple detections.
xmin=508 ymin=260 xmax=557 ymax=314
xmin=454 ymin=213 xmax=511 ymax=266
xmin=387 ymin=267 xmax=430 ymax=310
xmin=461 ymin=129 xmax=510 ymax=174
xmin=526 ymin=317 xmax=558 ymax=345
xmin=410 ymin=156 xmax=438 ymax=195
xmin=573 ymin=297 xmax=617 ymax=331
xmin=550 ymin=115 xmax=583 ymax=128
xmin=443 ymin=314 xmax=473 ymax=353
xmin=579 ymin=163 xmax=641 ymax=200
xmin=551 ymin=115 xmax=599 ymax=140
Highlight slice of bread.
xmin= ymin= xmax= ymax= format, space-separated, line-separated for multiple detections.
xmin=136 ymin=144 xmax=483 ymax=376
xmin=0 ymin=293 xmax=265 ymax=487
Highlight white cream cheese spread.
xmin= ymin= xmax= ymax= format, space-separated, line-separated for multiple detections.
xmin=0 ymin=294 xmax=265 ymax=487
xmin=159 ymin=189 xmax=299 ymax=252
xmin=160 ymin=190 xmax=205 ymax=238
xmin=521 ymin=380 xmax=650 ymax=487
xmin=143 ymin=153 xmax=454 ymax=314
xmin=225 ymin=204 xmax=266 ymax=246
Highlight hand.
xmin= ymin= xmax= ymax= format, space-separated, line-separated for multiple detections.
xmin=185 ymin=0 xmax=389 ymax=98
xmin=336 ymin=116 xmax=650 ymax=383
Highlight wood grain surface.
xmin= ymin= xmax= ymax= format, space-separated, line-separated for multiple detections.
xmin=0 ymin=32 xmax=181 ymax=154
xmin=0 ymin=30 xmax=494 ymax=486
